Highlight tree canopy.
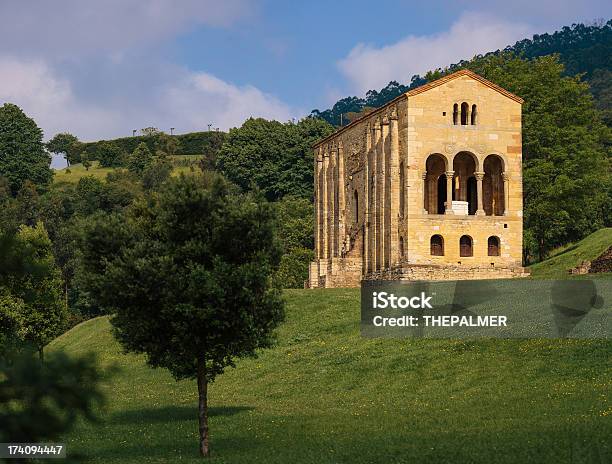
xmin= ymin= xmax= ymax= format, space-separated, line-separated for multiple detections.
xmin=0 ymin=103 xmax=52 ymax=194
xmin=47 ymin=133 xmax=80 ymax=166
xmin=79 ymin=173 xmax=285 ymax=455
xmin=216 ymin=117 xmax=334 ymax=201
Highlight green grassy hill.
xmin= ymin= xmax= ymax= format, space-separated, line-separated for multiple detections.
xmin=529 ymin=228 xmax=612 ymax=278
xmin=53 ymin=156 xmax=204 ymax=184
xmin=50 ymin=289 xmax=612 ymax=463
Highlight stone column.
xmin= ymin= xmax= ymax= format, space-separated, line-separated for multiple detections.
xmin=373 ymin=117 xmax=382 ymax=271
xmin=380 ymin=115 xmax=389 ymax=270
xmin=328 ymin=143 xmax=336 ymax=258
xmin=314 ymin=148 xmax=321 ymax=259
xmin=445 ymin=171 xmax=454 ymax=215
xmin=322 ymin=146 xmax=329 ymax=260
xmin=337 ymin=140 xmax=346 ymax=257
xmin=474 ymin=171 xmax=485 ymax=216
xmin=502 ymin=172 xmax=510 ymax=216
xmin=389 ymin=107 xmax=400 ymax=266
xmin=422 ymin=172 xmax=428 ymax=214
xmin=364 ymin=125 xmax=370 ymax=274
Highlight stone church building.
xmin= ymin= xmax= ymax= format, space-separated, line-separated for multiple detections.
xmin=308 ymin=70 xmax=528 ymax=288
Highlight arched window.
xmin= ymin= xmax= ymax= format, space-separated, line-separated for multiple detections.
xmin=483 ymin=155 xmax=505 ymax=216
xmin=424 ymin=154 xmax=447 ymax=214
xmin=353 ymin=190 xmax=359 ymax=223
xmin=399 ymin=161 xmax=405 ymax=217
xmin=399 ymin=236 xmax=405 ymax=258
xmin=488 ymin=236 xmax=500 ymax=256
xmin=460 ymin=102 xmax=469 ymax=125
xmin=471 ymin=104 xmax=477 ymax=125
xmin=453 ymin=103 xmax=458 ymax=125
xmin=460 ymin=235 xmax=473 ymax=257
xmin=430 ymin=235 xmax=444 ymax=256
xmin=452 ymin=152 xmax=477 ymax=215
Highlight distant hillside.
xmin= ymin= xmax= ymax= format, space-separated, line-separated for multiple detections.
xmin=81 ymin=130 xmax=226 ymax=158
xmin=529 ymin=228 xmax=612 ymax=278
xmin=312 ymin=20 xmax=612 ymax=126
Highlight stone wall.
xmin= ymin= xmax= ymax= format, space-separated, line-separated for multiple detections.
xmin=365 ymin=263 xmax=529 ymax=282
xmin=307 ymin=70 xmax=527 ymax=288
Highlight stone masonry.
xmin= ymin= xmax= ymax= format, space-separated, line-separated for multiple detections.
xmin=308 ymin=70 xmax=529 ymax=288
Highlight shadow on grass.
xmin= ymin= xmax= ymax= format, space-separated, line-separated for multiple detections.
xmin=548 ymin=243 xmax=580 ymax=260
xmin=112 ymin=405 xmax=254 ymax=424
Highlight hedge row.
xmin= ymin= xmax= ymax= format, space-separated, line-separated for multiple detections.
xmin=81 ymin=131 xmax=226 ymax=157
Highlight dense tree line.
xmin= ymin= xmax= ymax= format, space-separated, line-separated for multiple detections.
xmin=48 ymin=130 xmax=226 ymax=167
xmin=216 ymin=117 xmax=334 ymax=201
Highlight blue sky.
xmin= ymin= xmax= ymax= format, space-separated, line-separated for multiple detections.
xmin=0 ymin=0 xmax=610 ymax=146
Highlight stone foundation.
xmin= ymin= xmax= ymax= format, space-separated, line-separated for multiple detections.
xmin=307 ymin=257 xmax=362 ymax=288
xmin=365 ymin=264 xmax=529 ymax=282
xmin=307 ymin=261 xmax=529 ymax=288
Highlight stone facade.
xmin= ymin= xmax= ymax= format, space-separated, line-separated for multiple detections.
xmin=308 ymin=70 xmax=529 ymax=288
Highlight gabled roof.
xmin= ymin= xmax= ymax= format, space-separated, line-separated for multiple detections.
xmin=313 ymin=69 xmax=523 ymax=148
xmin=406 ymin=69 xmax=523 ymax=103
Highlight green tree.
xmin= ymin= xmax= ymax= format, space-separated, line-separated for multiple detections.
xmin=142 ymin=155 xmax=172 ymax=190
xmin=128 ymin=142 xmax=153 ymax=175
xmin=140 ymin=126 xmax=160 ymax=137
xmin=0 ymin=103 xmax=52 ymax=194
xmin=275 ymin=248 xmax=314 ymax=289
xmin=273 ymin=196 xmax=315 ymax=288
xmin=460 ymin=53 xmax=610 ymax=259
xmin=82 ymin=152 xmax=92 ymax=171
xmin=216 ymin=117 xmax=334 ymax=201
xmin=0 ymin=291 xmax=25 ymax=359
xmin=156 ymin=132 xmax=182 ymax=156
xmin=80 ymin=173 xmax=284 ymax=456
xmin=0 ymin=223 xmax=67 ymax=360
xmin=15 ymin=180 xmax=40 ymax=227
xmin=97 ymin=142 xmax=124 ymax=168
xmin=47 ymin=133 xmax=79 ymax=166
xmin=0 ymin=349 xmax=105 ymax=449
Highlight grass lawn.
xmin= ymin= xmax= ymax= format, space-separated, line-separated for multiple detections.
xmin=53 ymin=161 xmax=115 ymax=183
xmin=53 ymin=156 xmax=203 ymax=184
xmin=50 ymin=288 xmax=612 ymax=463
xmin=528 ymin=228 xmax=612 ymax=278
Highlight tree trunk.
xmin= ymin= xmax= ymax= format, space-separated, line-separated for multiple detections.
xmin=197 ymin=358 xmax=210 ymax=457
xmin=39 ymin=347 xmax=44 ymax=363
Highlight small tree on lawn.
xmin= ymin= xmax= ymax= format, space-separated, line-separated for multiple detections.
xmin=80 ymin=173 xmax=284 ymax=457
xmin=127 ymin=142 xmax=153 ymax=175
xmin=81 ymin=152 xmax=92 ymax=171
xmin=46 ymin=133 xmax=79 ymax=166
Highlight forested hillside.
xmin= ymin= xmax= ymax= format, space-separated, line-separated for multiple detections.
xmin=312 ymin=20 xmax=612 ymax=126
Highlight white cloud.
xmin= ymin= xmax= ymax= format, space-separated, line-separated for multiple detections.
xmin=162 ymin=72 xmax=296 ymax=131
xmin=0 ymin=1 xmax=299 ymax=142
xmin=338 ymin=12 xmax=533 ymax=94
xmin=0 ymin=58 xmax=115 ymax=140
xmin=0 ymin=57 xmax=297 ymax=141
xmin=0 ymin=0 xmax=253 ymax=57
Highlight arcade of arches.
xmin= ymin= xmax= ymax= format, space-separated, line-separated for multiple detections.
xmin=423 ymin=152 xmax=508 ymax=216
